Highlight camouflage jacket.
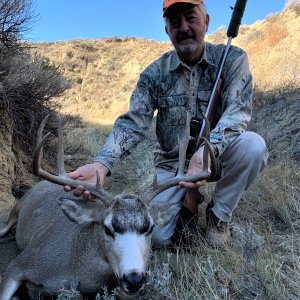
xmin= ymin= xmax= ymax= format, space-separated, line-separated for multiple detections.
xmin=95 ymin=42 xmax=253 ymax=173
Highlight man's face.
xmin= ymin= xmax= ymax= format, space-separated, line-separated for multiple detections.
xmin=165 ymin=4 xmax=209 ymax=65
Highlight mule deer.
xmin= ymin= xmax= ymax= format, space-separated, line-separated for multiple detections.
xmin=0 ymin=114 xmax=216 ymax=299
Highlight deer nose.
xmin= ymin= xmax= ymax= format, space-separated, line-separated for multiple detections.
xmin=123 ymin=272 xmax=146 ymax=294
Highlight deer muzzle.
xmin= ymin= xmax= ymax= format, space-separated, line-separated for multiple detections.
xmin=121 ymin=271 xmax=146 ymax=296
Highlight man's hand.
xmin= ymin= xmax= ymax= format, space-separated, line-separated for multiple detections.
xmin=179 ymin=146 xmax=210 ymax=189
xmin=64 ymin=162 xmax=109 ymax=200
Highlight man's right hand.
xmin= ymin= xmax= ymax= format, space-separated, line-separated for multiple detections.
xmin=64 ymin=162 xmax=109 ymax=200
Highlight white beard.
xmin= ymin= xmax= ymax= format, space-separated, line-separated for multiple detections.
xmin=176 ymin=39 xmax=200 ymax=57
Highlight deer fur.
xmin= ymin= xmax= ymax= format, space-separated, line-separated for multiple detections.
xmin=0 ymin=181 xmax=175 ymax=299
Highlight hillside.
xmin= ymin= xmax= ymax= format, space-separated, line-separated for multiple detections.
xmin=1 ymin=2 xmax=300 ymax=299
xmin=32 ymin=37 xmax=172 ymax=124
xmin=207 ymin=6 xmax=300 ymax=92
xmin=31 ymin=4 xmax=300 ymax=125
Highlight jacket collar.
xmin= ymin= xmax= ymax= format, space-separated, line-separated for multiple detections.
xmin=170 ymin=42 xmax=215 ymax=71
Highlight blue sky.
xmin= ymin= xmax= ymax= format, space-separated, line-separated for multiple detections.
xmin=29 ymin=0 xmax=287 ymax=42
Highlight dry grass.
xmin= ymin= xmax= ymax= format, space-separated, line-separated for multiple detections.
xmin=246 ymin=23 xmax=289 ymax=55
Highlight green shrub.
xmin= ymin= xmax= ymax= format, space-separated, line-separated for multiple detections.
xmin=0 ymin=49 xmax=70 ymax=154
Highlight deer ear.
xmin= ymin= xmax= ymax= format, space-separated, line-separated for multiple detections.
xmin=148 ymin=203 xmax=180 ymax=227
xmin=59 ymin=198 xmax=100 ymax=225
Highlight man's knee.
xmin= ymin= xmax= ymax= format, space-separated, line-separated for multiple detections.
xmin=236 ymin=131 xmax=268 ymax=164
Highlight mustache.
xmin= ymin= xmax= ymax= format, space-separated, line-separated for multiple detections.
xmin=177 ymin=32 xmax=195 ymax=42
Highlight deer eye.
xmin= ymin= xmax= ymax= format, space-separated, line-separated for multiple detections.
xmin=147 ymin=225 xmax=154 ymax=235
xmin=141 ymin=224 xmax=154 ymax=236
xmin=104 ymin=225 xmax=114 ymax=238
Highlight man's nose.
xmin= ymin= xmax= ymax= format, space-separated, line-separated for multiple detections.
xmin=179 ymin=19 xmax=189 ymax=33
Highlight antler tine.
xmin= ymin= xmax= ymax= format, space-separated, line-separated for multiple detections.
xmin=198 ymin=137 xmax=217 ymax=177
xmin=177 ymin=112 xmax=191 ymax=176
xmin=57 ymin=120 xmax=68 ymax=177
xmin=37 ymin=114 xmax=50 ymax=144
xmin=200 ymin=113 xmax=211 ymax=173
xmin=33 ymin=130 xmax=51 ymax=176
xmin=33 ymin=114 xmax=51 ymax=176
xmin=33 ymin=115 xmax=115 ymax=207
xmin=142 ymin=112 xmax=216 ymax=204
xmin=142 ymin=164 xmax=213 ymax=205
xmin=201 ymin=112 xmax=211 ymax=141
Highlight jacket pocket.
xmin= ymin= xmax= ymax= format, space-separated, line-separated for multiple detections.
xmin=197 ymin=89 xmax=211 ymax=105
xmin=157 ymin=94 xmax=187 ymax=125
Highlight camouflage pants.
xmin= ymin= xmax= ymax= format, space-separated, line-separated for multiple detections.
xmin=151 ymin=131 xmax=268 ymax=246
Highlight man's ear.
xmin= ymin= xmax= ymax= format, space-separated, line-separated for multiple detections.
xmin=205 ymin=14 xmax=210 ymax=32
xmin=165 ymin=25 xmax=169 ymax=36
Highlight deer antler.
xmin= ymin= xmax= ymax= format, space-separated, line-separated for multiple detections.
xmin=33 ymin=115 xmax=115 ymax=207
xmin=142 ymin=112 xmax=217 ymax=204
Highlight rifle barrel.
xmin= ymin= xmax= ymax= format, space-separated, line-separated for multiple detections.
xmin=196 ymin=37 xmax=232 ymax=149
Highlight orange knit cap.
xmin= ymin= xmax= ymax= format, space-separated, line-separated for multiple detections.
xmin=163 ymin=0 xmax=203 ymax=16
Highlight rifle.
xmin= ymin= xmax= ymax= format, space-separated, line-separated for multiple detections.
xmin=189 ymin=0 xmax=248 ymax=156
